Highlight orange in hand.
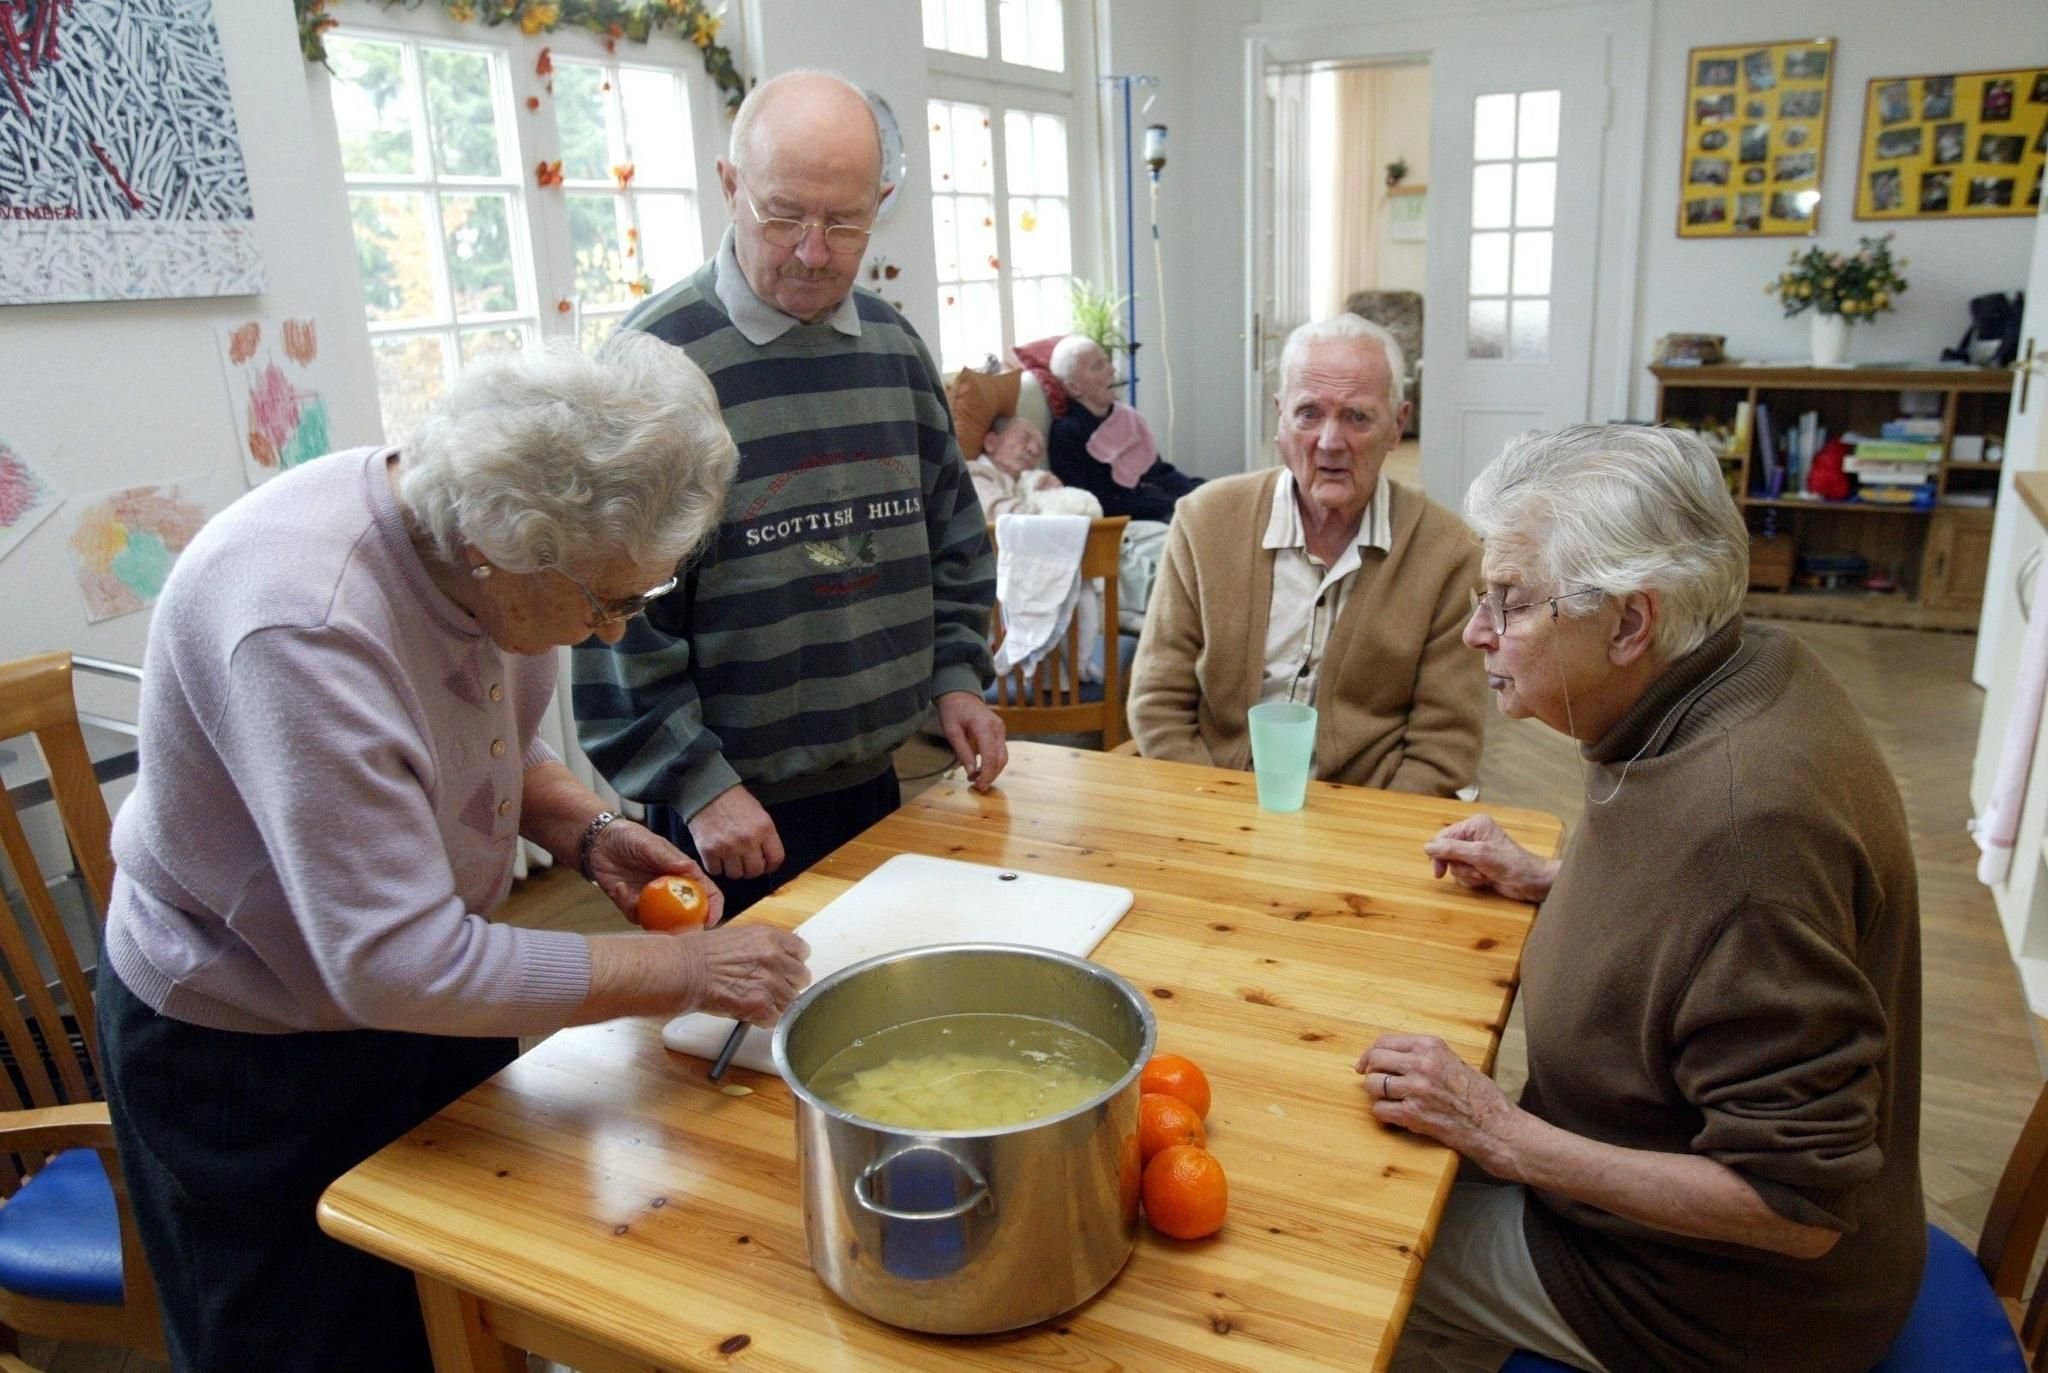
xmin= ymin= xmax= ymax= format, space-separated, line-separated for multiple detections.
xmin=1142 ymin=1144 xmax=1228 ymax=1239
xmin=1140 ymin=1053 xmax=1211 ymax=1120
xmin=636 ymin=874 xmax=710 ymax=932
xmin=1139 ymin=1092 xmax=1206 ymax=1162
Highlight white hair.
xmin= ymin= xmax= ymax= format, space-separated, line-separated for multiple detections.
xmin=1278 ymin=315 xmax=1406 ymax=409
xmin=1048 ymin=332 xmax=1103 ymax=384
xmin=728 ymin=69 xmax=883 ymax=183
xmin=398 ymin=334 xmax=737 ymax=579
xmin=1464 ymin=424 xmax=1749 ymax=661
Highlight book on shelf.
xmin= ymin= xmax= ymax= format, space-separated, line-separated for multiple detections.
xmin=1845 ymin=458 xmax=1939 ymax=479
xmin=1851 ymin=469 xmax=1937 ymax=486
xmin=1880 ymin=418 xmax=1945 ymax=440
xmin=1845 ymin=437 xmax=1943 ymax=461
xmin=1942 ymin=492 xmax=1995 ymax=509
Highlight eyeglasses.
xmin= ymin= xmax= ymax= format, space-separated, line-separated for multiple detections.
xmin=735 ymin=172 xmax=873 ymax=255
xmin=1468 ymin=584 xmax=1602 ymax=634
xmin=551 ymin=566 xmax=679 ymax=628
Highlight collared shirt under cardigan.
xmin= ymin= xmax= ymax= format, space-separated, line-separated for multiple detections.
xmin=1126 ymin=466 xmax=1485 ymax=796
xmin=1259 ymin=466 xmax=1395 ymax=706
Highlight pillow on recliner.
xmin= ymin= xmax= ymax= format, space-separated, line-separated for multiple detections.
xmin=948 ymin=367 xmax=1022 ymax=463
xmin=1009 ymin=336 xmax=1072 ymax=417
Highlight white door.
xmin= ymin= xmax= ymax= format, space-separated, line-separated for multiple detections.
xmin=1245 ymin=63 xmax=1314 ymax=468
xmin=1971 ymin=203 xmax=2048 ymax=693
xmin=1420 ymin=39 xmax=1610 ymax=508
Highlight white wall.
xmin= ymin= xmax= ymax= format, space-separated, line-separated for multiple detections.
xmin=0 ymin=2 xmax=382 ymax=703
xmin=1100 ymin=0 xmax=1254 ymax=476
xmin=1630 ymin=0 xmax=2043 ymax=417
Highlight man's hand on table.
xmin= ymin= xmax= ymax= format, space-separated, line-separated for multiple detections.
xmin=688 ymin=784 xmax=785 ymax=879
xmin=936 ymin=690 xmax=1008 ymax=792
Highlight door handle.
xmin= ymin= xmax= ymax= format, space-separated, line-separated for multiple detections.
xmin=2021 ymin=337 xmax=2036 ymax=415
xmin=2021 ymin=545 xmax=2043 ymax=622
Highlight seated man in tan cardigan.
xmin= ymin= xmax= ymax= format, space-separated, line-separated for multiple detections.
xmin=1127 ymin=315 xmax=1484 ymax=795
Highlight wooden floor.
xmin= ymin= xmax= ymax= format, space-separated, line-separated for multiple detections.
xmin=47 ymin=616 xmax=2038 ymax=1372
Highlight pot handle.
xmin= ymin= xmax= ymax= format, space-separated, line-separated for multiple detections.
xmin=853 ymin=1145 xmax=991 ymax=1222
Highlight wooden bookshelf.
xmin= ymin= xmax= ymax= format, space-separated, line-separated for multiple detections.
xmin=1652 ymin=363 xmax=2014 ymax=628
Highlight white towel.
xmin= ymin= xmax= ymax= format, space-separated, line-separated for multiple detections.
xmin=1973 ymin=550 xmax=2048 ymax=885
xmin=993 ymin=513 xmax=1091 ymax=681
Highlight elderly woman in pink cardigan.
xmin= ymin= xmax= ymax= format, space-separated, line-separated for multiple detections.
xmin=1046 ymin=335 xmax=1203 ymax=522
xmin=95 ymin=335 xmax=809 ymax=1372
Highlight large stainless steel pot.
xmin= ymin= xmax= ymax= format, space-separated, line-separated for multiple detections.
xmin=772 ymin=943 xmax=1156 ymax=1335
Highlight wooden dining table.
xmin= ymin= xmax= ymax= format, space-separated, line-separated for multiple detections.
xmin=318 ymin=742 xmax=1562 ymax=1373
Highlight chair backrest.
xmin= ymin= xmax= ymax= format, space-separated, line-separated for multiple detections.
xmin=1980 ymin=1075 xmax=2048 ymax=1364
xmin=1342 ymin=289 xmax=1424 ymax=377
xmin=0 ymin=653 xmax=115 ymax=1191
xmin=988 ymin=516 xmax=1129 ymax=750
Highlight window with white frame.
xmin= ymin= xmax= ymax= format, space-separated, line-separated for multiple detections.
xmin=924 ymin=0 xmax=1084 ymax=374
xmin=325 ymin=25 xmax=702 ymax=439
xmin=1466 ymin=89 xmax=1558 ymax=362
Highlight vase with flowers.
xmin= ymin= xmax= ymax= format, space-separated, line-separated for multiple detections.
xmin=1767 ymin=234 xmax=1909 ymax=367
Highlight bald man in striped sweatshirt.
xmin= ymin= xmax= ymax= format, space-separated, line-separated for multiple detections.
xmin=574 ymin=72 xmax=1003 ymax=914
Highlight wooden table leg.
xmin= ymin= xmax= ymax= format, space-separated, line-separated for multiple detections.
xmin=416 ymin=1274 xmax=525 ymax=1373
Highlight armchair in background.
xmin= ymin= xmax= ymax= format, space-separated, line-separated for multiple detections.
xmin=1342 ymin=289 xmax=1423 ymax=436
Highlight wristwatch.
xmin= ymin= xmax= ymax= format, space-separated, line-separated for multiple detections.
xmin=577 ymin=811 xmax=619 ymax=882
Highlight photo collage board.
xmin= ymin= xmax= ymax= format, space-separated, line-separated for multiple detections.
xmin=1854 ymin=67 xmax=2048 ymax=220
xmin=1679 ymin=39 xmax=1835 ymax=237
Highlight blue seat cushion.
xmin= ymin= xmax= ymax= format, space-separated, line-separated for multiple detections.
xmin=1506 ymin=1226 xmax=2023 ymax=1373
xmin=1870 ymin=1225 xmax=2024 ymax=1371
xmin=0 ymin=1147 xmax=123 ymax=1304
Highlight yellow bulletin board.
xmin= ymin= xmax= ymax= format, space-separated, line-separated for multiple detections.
xmin=1854 ymin=67 xmax=2048 ymax=220
xmin=1678 ymin=38 xmax=1834 ymax=238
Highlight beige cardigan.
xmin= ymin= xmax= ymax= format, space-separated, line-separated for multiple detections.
xmin=1127 ymin=468 xmax=1486 ymax=796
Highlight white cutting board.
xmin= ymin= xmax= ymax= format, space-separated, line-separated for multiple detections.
xmin=662 ymin=854 xmax=1134 ymax=1077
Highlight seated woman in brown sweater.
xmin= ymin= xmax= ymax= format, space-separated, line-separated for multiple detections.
xmin=1359 ymin=424 xmax=1923 ymax=1373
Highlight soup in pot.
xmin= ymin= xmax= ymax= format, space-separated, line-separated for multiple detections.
xmin=810 ymin=1012 xmax=1126 ymax=1130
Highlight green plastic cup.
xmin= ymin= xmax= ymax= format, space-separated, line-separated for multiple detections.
xmin=1247 ymin=701 xmax=1317 ymax=812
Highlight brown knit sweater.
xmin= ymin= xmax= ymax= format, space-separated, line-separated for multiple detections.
xmin=1126 ymin=469 xmax=1485 ymax=795
xmin=1519 ymin=620 xmax=1923 ymax=1373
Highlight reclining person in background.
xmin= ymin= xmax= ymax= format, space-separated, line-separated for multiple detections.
xmin=1127 ymin=315 xmax=1484 ymax=796
xmin=1047 ymin=335 xmax=1203 ymax=522
xmin=967 ymin=414 xmax=1103 ymax=519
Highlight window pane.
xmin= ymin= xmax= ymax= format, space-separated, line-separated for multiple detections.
xmin=1512 ymin=230 xmax=1552 ymax=296
xmin=581 ymin=312 xmax=623 ymax=354
xmin=1005 ymin=110 xmax=1036 ymax=195
xmin=950 ymin=103 xmax=994 ymax=194
xmin=441 ymin=193 xmax=517 ymax=315
xmin=998 ymin=0 xmax=1028 ymax=70
xmin=1518 ymin=90 xmax=1561 ymax=159
xmin=938 ymin=279 xmax=1001 ymax=373
xmin=923 ymin=0 xmax=948 ymax=49
xmin=567 ymin=193 xmax=630 ymax=306
xmin=1012 ymin=197 xmax=1069 ymax=276
xmin=1515 ymin=161 xmax=1556 ymax=228
xmin=928 ymin=102 xmax=956 ymax=191
xmin=1034 ymin=113 xmax=1068 ymax=193
xmin=635 ymin=193 xmax=699 ymax=290
xmin=619 ymin=68 xmax=692 ymax=185
xmin=1473 ymin=93 xmax=1516 ymax=161
xmin=328 ymin=35 xmax=417 ymax=176
xmin=350 ymin=192 xmax=440 ymax=322
xmin=932 ymin=197 xmax=961 ymax=280
xmin=421 ymin=46 xmax=501 ymax=177
xmin=1468 ymin=231 xmax=1510 ymax=296
xmin=1510 ymin=299 xmax=1550 ymax=361
xmin=371 ymin=334 xmax=449 ymax=439
xmin=1467 ymin=300 xmax=1507 ymax=359
xmin=957 ymin=196 xmax=998 ymax=279
xmin=459 ymin=325 xmax=526 ymax=365
xmin=941 ymin=0 xmax=988 ymax=57
xmin=1472 ymin=163 xmax=1512 ymax=228
xmin=1014 ymin=274 xmax=1071 ymax=342
xmin=999 ymin=0 xmax=1064 ymax=71
xmin=556 ymin=63 xmax=612 ymax=181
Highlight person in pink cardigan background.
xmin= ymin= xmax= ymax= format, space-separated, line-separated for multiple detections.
xmin=1046 ymin=334 xmax=1203 ymax=522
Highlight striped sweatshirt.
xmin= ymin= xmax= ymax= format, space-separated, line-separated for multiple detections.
xmin=572 ymin=260 xmax=995 ymax=817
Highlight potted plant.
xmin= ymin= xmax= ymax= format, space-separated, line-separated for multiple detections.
xmin=1068 ymin=279 xmax=1130 ymax=355
xmin=1385 ymin=157 xmax=1409 ymax=190
xmin=1766 ymin=234 xmax=1909 ymax=366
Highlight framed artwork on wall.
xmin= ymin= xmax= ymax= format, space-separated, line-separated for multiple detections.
xmin=1676 ymin=38 xmax=1834 ymax=239
xmin=1853 ymin=66 xmax=2048 ymax=221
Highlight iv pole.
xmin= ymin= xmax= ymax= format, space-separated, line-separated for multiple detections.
xmin=1099 ymin=74 xmax=1158 ymax=407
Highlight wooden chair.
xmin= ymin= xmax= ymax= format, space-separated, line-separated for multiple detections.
xmin=1504 ymin=1076 xmax=2048 ymax=1372
xmin=0 ymin=652 xmax=164 ymax=1363
xmin=987 ymin=516 xmax=1131 ymax=751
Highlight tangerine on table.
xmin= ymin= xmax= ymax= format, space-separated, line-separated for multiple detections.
xmin=1138 ymin=1092 xmax=1207 ymax=1161
xmin=1142 ymin=1144 xmax=1228 ymax=1239
xmin=636 ymin=874 xmax=710 ymax=932
xmin=1140 ymin=1053 xmax=1211 ymax=1119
